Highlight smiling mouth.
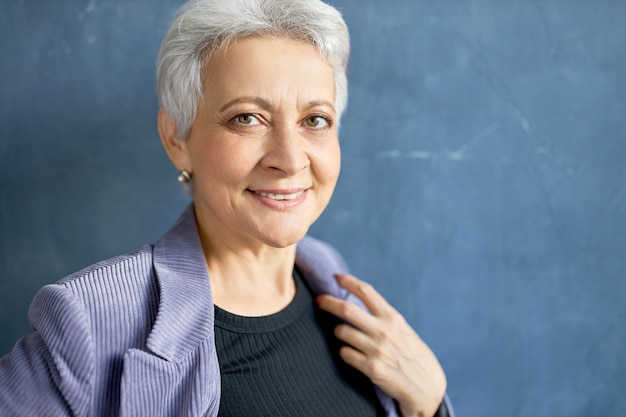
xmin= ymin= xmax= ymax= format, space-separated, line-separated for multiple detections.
xmin=253 ymin=191 xmax=305 ymax=201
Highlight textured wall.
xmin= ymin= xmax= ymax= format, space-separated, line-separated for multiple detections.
xmin=1 ymin=1 xmax=625 ymax=415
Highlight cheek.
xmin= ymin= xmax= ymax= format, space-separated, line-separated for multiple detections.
xmin=325 ymin=142 xmax=342 ymax=182
xmin=313 ymin=141 xmax=341 ymax=190
xmin=192 ymin=140 xmax=257 ymax=184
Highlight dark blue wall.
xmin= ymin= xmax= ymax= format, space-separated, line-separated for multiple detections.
xmin=1 ymin=1 xmax=625 ymax=415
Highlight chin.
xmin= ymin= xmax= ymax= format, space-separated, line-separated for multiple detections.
xmin=261 ymin=233 xmax=306 ymax=249
xmin=257 ymin=224 xmax=311 ymax=249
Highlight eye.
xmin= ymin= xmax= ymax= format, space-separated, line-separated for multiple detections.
xmin=304 ymin=115 xmax=330 ymax=129
xmin=233 ymin=113 xmax=260 ymax=126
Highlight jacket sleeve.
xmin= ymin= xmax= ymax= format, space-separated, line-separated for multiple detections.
xmin=433 ymin=393 xmax=455 ymax=417
xmin=0 ymin=284 xmax=95 ymax=416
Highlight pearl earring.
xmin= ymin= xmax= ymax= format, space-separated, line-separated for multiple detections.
xmin=177 ymin=169 xmax=192 ymax=183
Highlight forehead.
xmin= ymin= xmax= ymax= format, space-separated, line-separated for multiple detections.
xmin=201 ymin=36 xmax=335 ymax=105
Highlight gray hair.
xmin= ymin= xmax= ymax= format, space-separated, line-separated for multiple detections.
xmin=157 ymin=0 xmax=350 ymax=140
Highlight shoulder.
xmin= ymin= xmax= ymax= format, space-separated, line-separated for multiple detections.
xmin=56 ymin=244 xmax=154 ymax=290
xmin=29 ymin=244 xmax=159 ymax=354
xmin=31 ymin=245 xmax=158 ymax=322
xmin=295 ymin=235 xmax=351 ymax=297
xmin=296 ymin=235 xmax=348 ymax=271
xmin=2 ymin=246 xmax=158 ymax=416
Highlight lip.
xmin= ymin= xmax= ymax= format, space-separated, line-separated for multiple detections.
xmin=248 ymin=188 xmax=309 ymax=210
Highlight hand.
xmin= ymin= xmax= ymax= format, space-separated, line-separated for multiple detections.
xmin=316 ymin=273 xmax=447 ymax=417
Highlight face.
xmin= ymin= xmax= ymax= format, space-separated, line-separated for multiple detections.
xmin=161 ymin=36 xmax=341 ymax=250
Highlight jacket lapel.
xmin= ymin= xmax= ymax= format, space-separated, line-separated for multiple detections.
xmin=119 ymin=205 xmax=220 ymax=417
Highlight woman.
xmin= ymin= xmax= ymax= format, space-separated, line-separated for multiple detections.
xmin=0 ymin=0 xmax=453 ymax=416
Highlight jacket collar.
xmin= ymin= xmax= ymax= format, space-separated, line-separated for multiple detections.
xmin=148 ymin=204 xmax=214 ymax=362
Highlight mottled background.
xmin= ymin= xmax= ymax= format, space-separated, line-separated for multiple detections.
xmin=1 ymin=1 xmax=625 ymax=415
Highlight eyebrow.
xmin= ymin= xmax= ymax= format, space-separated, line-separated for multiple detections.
xmin=301 ymin=100 xmax=336 ymax=113
xmin=219 ymin=97 xmax=272 ymax=113
xmin=219 ymin=97 xmax=335 ymax=114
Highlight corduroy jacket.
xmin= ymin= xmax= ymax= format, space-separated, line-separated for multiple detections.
xmin=0 ymin=205 xmax=453 ymax=416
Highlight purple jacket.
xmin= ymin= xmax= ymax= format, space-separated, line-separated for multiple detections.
xmin=0 ymin=205 xmax=453 ymax=416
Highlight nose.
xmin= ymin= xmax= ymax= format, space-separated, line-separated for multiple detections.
xmin=261 ymin=123 xmax=310 ymax=176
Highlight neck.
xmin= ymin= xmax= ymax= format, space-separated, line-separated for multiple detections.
xmin=195 ymin=215 xmax=299 ymax=317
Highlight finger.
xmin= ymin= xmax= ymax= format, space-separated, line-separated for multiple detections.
xmin=338 ymin=344 xmax=394 ymax=388
xmin=316 ymin=295 xmax=379 ymax=335
xmin=334 ymin=323 xmax=378 ymax=355
xmin=337 ymin=344 xmax=369 ymax=375
xmin=334 ymin=274 xmax=394 ymax=318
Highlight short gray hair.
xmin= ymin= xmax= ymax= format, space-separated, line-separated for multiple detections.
xmin=156 ymin=0 xmax=350 ymax=139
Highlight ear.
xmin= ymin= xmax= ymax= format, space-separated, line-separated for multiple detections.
xmin=158 ymin=109 xmax=191 ymax=171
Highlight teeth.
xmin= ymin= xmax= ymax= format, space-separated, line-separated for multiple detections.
xmin=255 ymin=191 xmax=303 ymax=201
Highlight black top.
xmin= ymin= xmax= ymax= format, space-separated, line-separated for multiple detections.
xmin=214 ymin=269 xmax=385 ymax=417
